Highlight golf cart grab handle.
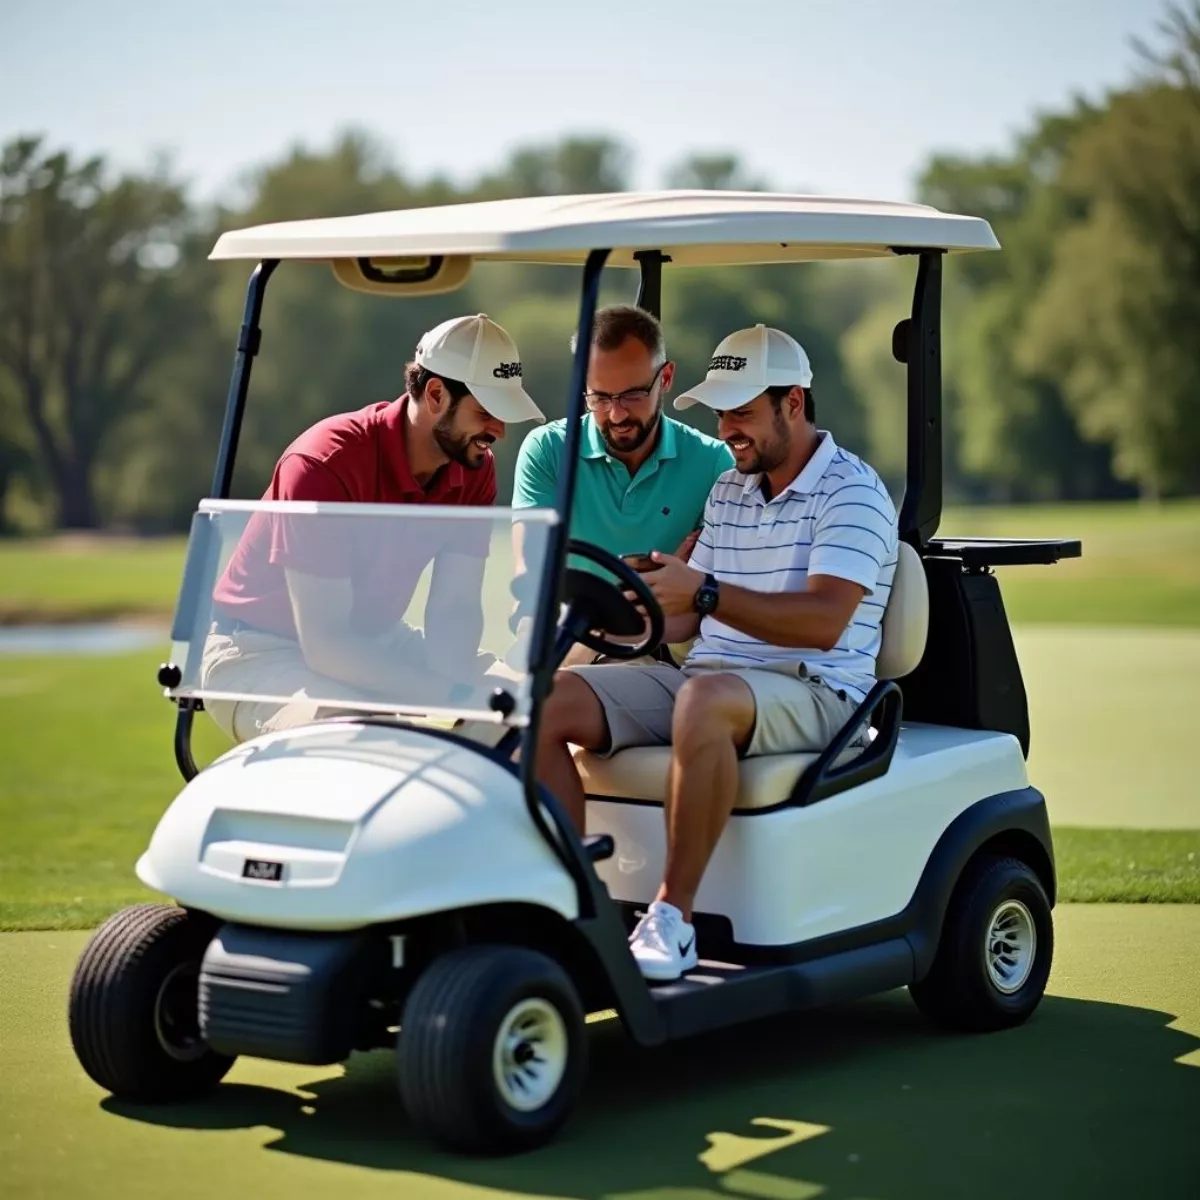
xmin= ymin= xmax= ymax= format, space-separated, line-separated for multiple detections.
xmin=786 ymin=680 xmax=903 ymax=808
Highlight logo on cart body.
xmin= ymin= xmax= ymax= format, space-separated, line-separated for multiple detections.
xmin=242 ymin=858 xmax=284 ymax=882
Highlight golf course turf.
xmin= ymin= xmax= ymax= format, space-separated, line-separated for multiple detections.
xmin=2 ymin=906 xmax=1197 ymax=1199
xmin=2 ymin=500 xmax=1198 ymax=1197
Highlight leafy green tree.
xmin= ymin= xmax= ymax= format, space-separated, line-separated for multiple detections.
xmin=0 ymin=136 xmax=201 ymax=527
xmin=1018 ymin=3 xmax=1200 ymax=497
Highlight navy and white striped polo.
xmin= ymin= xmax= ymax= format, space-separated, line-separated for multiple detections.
xmin=685 ymin=431 xmax=899 ymax=703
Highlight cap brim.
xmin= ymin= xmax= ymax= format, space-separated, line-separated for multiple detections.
xmin=673 ymin=379 xmax=767 ymax=412
xmin=471 ymin=383 xmax=545 ymax=424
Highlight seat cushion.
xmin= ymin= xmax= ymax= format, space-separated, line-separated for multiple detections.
xmin=571 ymin=743 xmax=861 ymax=811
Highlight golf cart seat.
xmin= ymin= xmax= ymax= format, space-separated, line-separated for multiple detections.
xmin=573 ymin=541 xmax=928 ymax=809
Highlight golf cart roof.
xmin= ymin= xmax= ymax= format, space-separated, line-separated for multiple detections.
xmin=208 ymin=190 xmax=1000 ymax=271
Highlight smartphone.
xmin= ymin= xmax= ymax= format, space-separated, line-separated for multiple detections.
xmin=621 ymin=552 xmax=662 ymax=573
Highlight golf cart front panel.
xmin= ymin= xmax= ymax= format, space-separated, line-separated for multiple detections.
xmin=144 ymin=501 xmax=582 ymax=930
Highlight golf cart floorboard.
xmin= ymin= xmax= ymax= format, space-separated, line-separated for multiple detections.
xmin=646 ymin=937 xmax=913 ymax=1039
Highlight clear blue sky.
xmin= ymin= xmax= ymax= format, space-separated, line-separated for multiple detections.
xmin=0 ymin=0 xmax=1168 ymax=205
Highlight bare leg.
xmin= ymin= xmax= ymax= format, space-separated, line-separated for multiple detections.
xmin=658 ymin=674 xmax=756 ymax=920
xmin=534 ymin=671 xmax=610 ymax=832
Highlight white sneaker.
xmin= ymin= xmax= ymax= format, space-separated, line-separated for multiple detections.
xmin=628 ymin=900 xmax=698 ymax=981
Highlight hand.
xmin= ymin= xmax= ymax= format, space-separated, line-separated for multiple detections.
xmin=639 ymin=550 xmax=705 ymax=617
xmin=674 ymin=529 xmax=701 ymax=562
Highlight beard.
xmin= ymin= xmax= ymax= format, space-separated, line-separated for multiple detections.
xmin=434 ymin=411 xmax=493 ymax=470
xmin=598 ymin=401 xmax=661 ymax=455
xmin=730 ymin=412 xmax=790 ymax=475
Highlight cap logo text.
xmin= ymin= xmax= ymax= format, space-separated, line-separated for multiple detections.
xmin=710 ymin=355 xmax=748 ymax=372
xmin=493 ymin=362 xmax=522 ymax=379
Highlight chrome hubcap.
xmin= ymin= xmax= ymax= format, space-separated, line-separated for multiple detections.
xmin=491 ymin=998 xmax=567 ymax=1112
xmin=985 ymin=900 xmax=1036 ymax=994
xmin=153 ymin=962 xmax=206 ymax=1061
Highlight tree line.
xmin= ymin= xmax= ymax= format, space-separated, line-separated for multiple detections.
xmin=1 ymin=3 xmax=1198 ymax=532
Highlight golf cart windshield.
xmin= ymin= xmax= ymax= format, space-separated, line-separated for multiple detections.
xmin=164 ymin=499 xmax=557 ymax=729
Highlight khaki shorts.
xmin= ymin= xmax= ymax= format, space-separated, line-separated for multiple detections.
xmin=567 ymin=659 xmax=866 ymax=759
xmin=199 ymin=627 xmax=390 ymax=743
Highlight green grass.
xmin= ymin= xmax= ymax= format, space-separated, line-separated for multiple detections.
xmin=2 ymin=636 xmax=1198 ymax=930
xmin=940 ymin=498 xmax=1200 ymax=627
xmin=1056 ymin=828 xmax=1200 ymax=902
xmin=4 ymin=907 xmax=1199 ymax=1198
xmin=3 ymin=497 xmax=1200 ymax=626
xmin=0 ymin=534 xmax=186 ymax=623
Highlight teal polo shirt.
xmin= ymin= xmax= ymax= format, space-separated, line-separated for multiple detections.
xmin=511 ymin=414 xmax=734 ymax=571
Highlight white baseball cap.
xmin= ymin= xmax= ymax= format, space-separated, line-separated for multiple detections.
xmin=674 ymin=324 xmax=813 ymax=412
xmin=414 ymin=313 xmax=545 ymax=424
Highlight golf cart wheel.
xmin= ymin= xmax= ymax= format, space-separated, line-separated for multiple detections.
xmin=910 ymin=855 xmax=1053 ymax=1032
xmin=396 ymin=944 xmax=587 ymax=1154
xmin=69 ymin=903 xmax=235 ymax=1101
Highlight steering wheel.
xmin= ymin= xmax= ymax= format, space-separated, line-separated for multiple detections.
xmin=560 ymin=539 xmax=665 ymax=661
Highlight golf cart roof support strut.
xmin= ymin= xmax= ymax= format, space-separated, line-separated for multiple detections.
xmin=173 ymin=258 xmax=278 ymax=784
xmin=211 ymin=259 xmax=279 ymax=498
xmin=520 ymin=247 xmax=610 ymax=907
xmin=633 ymin=249 xmax=669 ymax=318
xmin=899 ymin=250 xmax=943 ymax=549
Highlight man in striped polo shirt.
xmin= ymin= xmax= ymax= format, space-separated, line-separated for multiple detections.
xmin=534 ymin=324 xmax=899 ymax=981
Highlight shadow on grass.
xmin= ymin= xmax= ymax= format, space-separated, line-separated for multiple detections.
xmin=103 ymin=990 xmax=1200 ymax=1200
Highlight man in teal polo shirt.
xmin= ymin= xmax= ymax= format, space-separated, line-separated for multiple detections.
xmin=511 ymin=305 xmax=732 ymax=664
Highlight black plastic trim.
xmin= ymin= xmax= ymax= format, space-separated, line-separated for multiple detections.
xmin=784 ymin=680 xmax=902 ymax=808
xmin=926 ymin=537 xmax=1083 ymax=569
xmin=211 ymin=260 xmax=277 ymax=499
xmin=649 ymin=939 xmax=914 ymax=1041
xmin=173 ymin=701 xmax=201 ymax=782
xmin=199 ymin=923 xmax=381 ymax=1064
xmin=899 ymin=251 xmax=943 ymax=549
xmin=633 ymin=249 xmax=670 ymax=318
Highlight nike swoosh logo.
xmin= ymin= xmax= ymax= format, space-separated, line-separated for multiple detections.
xmin=678 ymin=934 xmax=695 ymax=957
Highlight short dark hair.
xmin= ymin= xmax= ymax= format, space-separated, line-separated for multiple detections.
xmin=766 ymin=384 xmax=815 ymax=424
xmin=571 ymin=304 xmax=666 ymax=364
xmin=404 ymin=362 xmax=470 ymax=404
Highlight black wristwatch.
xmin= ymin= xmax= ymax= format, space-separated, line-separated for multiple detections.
xmin=693 ymin=573 xmax=720 ymax=616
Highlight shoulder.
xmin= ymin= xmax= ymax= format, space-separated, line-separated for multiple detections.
xmin=819 ymin=444 xmax=896 ymax=513
xmin=705 ymin=469 xmax=754 ymax=509
xmin=284 ymin=402 xmax=384 ymax=466
xmin=668 ymin=418 xmax=733 ymax=464
xmin=516 ymin=418 xmax=568 ymax=461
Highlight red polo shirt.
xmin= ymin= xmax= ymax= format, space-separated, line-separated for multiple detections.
xmin=212 ymin=397 xmax=496 ymax=638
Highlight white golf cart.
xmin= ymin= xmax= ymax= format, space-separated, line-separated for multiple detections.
xmin=68 ymin=192 xmax=1080 ymax=1155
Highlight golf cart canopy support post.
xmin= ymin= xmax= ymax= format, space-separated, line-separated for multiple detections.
xmin=521 ymin=249 xmax=610 ymax=855
xmin=633 ymin=250 xmax=669 ymax=318
xmin=898 ymin=250 xmax=943 ymax=550
xmin=173 ymin=258 xmax=277 ymax=783
xmin=211 ymin=259 xmax=278 ymax=498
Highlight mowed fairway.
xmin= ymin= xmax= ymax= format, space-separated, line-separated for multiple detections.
xmin=2 ymin=906 xmax=1197 ymax=1200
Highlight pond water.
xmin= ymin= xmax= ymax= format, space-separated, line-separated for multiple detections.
xmin=0 ymin=623 xmax=165 ymax=656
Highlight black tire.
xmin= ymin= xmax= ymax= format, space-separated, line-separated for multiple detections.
xmin=396 ymin=945 xmax=587 ymax=1155
xmin=910 ymin=855 xmax=1053 ymax=1032
xmin=69 ymin=903 xmax=235 ymax=1101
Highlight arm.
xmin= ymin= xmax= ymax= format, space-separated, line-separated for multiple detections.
xmin=425 ymin=551 xmax=488 ymax=677
xmin=641 ymin=481 xmax=896 ymax=651
xmin=284 ymin=569 xmax=432 ymax=693
xmin=641 ymin=555 xmax=865 ymax=650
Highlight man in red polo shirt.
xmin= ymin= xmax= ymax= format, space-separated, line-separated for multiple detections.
xmin=201 ymin=313 xmax=544 ymax=742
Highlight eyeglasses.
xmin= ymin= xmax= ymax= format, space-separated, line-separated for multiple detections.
xmin=583 ymin=362 xmax=667 ymax=411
